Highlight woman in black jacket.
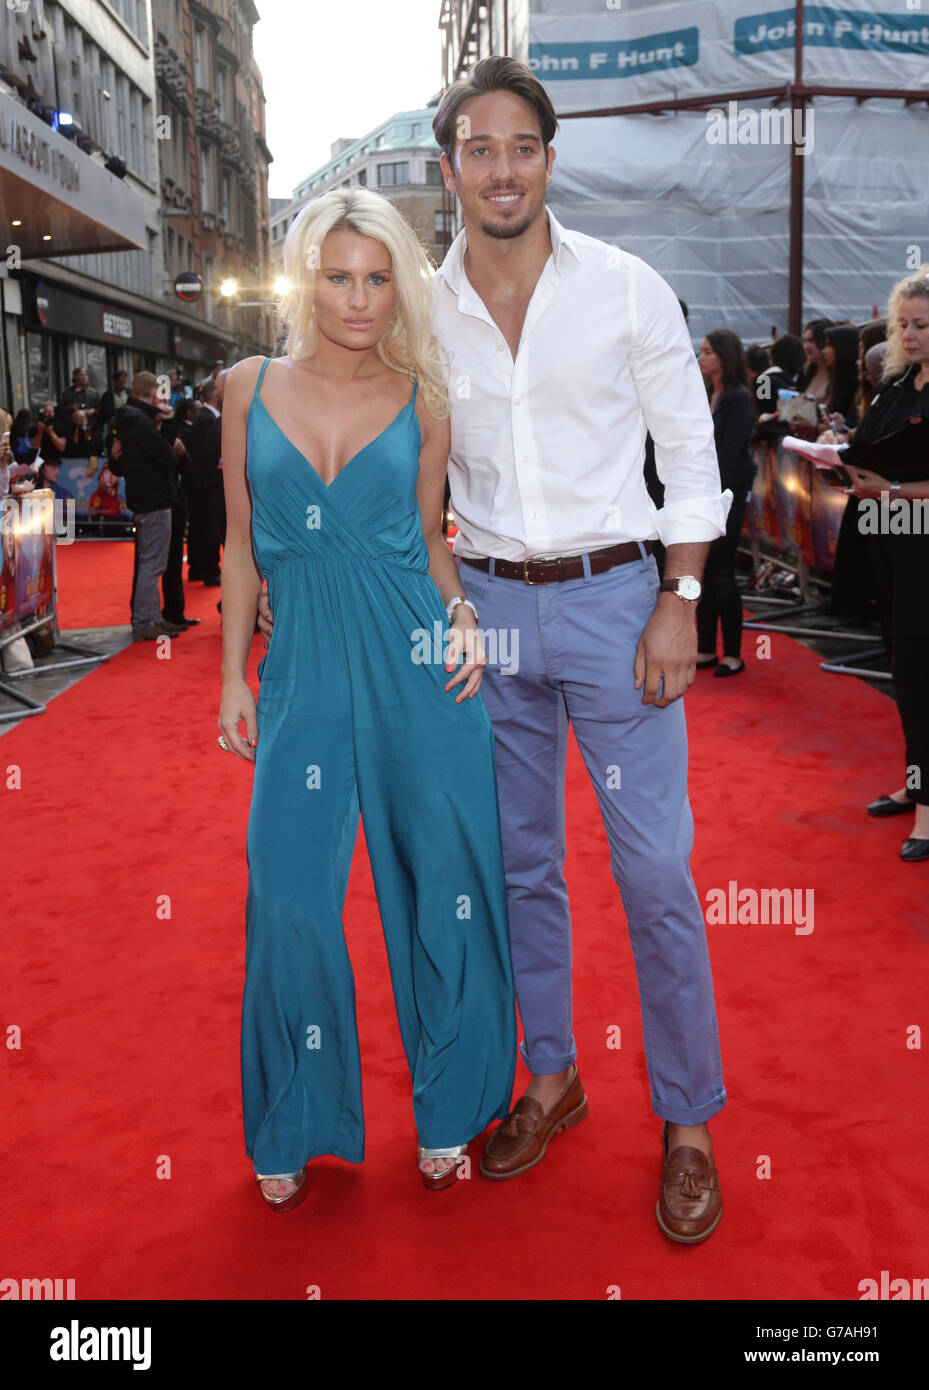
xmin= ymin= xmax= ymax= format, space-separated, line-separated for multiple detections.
xmin=695 ymin=329 xmax=756 ymax=676
xmin=834 ymin=269 xmax=929 ymax=860
xmin=822 ymin=324 xmax=861 ymax=430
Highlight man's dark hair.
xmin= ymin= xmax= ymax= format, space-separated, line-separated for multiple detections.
xmin=770 ymin=333 xmax=806 ymax=378
xmin=433 ymin=56 xmax=558 ymax=162
xmin=112 ymin=369 xmax=128 ymax=382
xmin=677 ymin=298 xmax=689 ymax=323
xmin=199 ymin=378 xmax=218 ymax=403
xmin=745 ymin=344 xmax=770 ymax=374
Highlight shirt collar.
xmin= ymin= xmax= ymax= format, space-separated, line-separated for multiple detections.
xmin=435 ymin=205 xmax=581 ymax=307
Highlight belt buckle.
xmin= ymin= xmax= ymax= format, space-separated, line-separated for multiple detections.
xmin=523 ymin=558 xmax=538 ymax=585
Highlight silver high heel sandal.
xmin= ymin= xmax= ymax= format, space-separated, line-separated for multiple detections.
xmin=417 ymin=1144 xmax=467 ymax=1191
xmin=256 ymin=1167 xmax=308 ymax=1211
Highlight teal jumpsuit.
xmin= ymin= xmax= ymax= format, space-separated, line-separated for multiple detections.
xmin=241 ymin=357 xmax=517 ymax=1173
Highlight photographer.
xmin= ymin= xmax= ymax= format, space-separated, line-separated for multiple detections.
xmin=109 ymin=372 xmax=188 ymax=642
xmin=63 ymin=408 xmax=103 ymax=459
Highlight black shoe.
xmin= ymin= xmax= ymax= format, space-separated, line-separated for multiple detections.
xmin=713 ymin=658 xmax=745 ymax=678
xmin=696 ymin=655 xmax=719 ymax=670
xmin=163 ymin=615 xmax=200 ymax=628
xmin=901 ymin=836 xmax=929 ymax=862
xmin=867 ymin=794 xmax=915 ymax=818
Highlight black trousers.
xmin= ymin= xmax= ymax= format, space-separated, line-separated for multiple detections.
xmin=182 ymin=477 xmax=202 ymax=578
xmin=872 ymin=532 xmax=929 ymax=807
xmin=696 ymin=486 xmax=749 ymax=658
xmin=161 ymin=490 xmax=188 ymax=624
xmin=187 ymin=479 xmax=221 ymax=581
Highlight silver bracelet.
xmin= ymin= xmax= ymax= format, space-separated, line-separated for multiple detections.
xmin=446 ymin=595 xmax=478 ymax=624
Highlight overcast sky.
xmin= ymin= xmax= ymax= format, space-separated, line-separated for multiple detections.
xmin=253 ymin=0 xmax=446 ymax=202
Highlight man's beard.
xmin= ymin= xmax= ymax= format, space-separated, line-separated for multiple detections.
xmin=478 ymin=214 xmax=533 ymax=240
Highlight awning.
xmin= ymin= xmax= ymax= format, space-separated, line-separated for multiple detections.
xmin=0 ymin=92 xmax=147 ymax=258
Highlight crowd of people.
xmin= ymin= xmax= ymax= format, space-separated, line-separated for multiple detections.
xmin=666 ymin=281 xmax=928 ymax=864
xmin=0 ymin=365 xmax=228 ymax=640
xmin=643 ymin=305 xmax=898 ymax=681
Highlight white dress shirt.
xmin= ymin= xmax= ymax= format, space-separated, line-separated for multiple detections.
xmin=431 ymin=207 xmax=731 ymax=560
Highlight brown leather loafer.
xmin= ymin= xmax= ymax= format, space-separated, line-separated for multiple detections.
xmin=480 ymin=1064 xmax=588 ymax=1180
xmin=656 ymin=1121 xmax=722 ymax=1244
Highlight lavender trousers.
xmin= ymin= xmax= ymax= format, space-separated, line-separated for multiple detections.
xmin=456 ymin=547 xmax=726 ymax=1126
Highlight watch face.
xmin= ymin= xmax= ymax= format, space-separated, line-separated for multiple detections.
xmin=679 ymin=576 xmax=701 ymax=600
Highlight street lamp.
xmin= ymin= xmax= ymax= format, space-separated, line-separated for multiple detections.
xmin=220 ymin=278 xmax=238 ymax=298
xmin=273 ymin=276 xmax=290 ymax=297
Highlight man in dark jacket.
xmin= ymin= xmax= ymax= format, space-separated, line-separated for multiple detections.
xmin=186 ymin=377 xmax=223 ymax=584
xmin=98 ymin=369 xmax=129 ymax=427
xmin=109 ymin=372 xmax=187 ymax=640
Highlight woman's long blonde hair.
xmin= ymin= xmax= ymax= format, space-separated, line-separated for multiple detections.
xmin=278 ymin=187 xmax=449 ymax=419
xmin=882 ymin=265 xmax=929 ymax=382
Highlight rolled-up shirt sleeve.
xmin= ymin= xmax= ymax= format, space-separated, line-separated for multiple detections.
xmin=626 ymin=256 xmax=732 ymax=547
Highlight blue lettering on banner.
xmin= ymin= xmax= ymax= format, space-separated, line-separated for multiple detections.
xmin=735 ymin=7 xmax=929 ymax=55
xmin=528 ymin=28 xmax=698 ymax=80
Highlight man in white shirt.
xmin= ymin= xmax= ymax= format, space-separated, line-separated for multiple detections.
xmin=430 ymin=56 xmax=730 ymax=1243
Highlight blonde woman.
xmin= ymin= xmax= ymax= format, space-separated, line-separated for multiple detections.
xmin=218 ymin=188 xmax=516 ymax=1208
xmin=839 ymin=267 xmax=929 ymax=860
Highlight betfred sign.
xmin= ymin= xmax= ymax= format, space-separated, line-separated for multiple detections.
xmin=101 ymin=309 xmax=133 ymax=340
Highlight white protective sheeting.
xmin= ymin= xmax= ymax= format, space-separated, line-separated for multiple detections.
xmin=529 ymin=0 xmax=929 ymax=107
xmin=533 ymin=3 xmax=929 ymax=344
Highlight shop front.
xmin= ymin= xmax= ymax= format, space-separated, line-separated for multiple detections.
xmin=19 ymin=275 xmax=169 ymax=407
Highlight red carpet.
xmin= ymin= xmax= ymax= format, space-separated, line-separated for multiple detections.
xmin=2 ymin=540 xmax=926 ymax=1300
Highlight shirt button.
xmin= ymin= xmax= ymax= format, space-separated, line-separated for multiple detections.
xmin=497 ymin=343 xmax=504 ymax=352
xmin=521 ymin=455 xmax=529 ymax=464
xmin=514 ymin=397 xmax=521 ymax=405
xmin=529 ymin=510 xmax=537 ymax=519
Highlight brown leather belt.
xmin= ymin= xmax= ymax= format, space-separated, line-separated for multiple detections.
xmin=458 ymin=540 xmax=653 ymax=585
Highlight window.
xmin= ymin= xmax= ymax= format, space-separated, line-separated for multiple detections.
xmin=109 ymin=0 xmax=147 ymax=43
xmin=129 ymin=88 xmax=144 ymax=177
xmin=358 ymin=167 xmax=367 ymax=186
xmin=434 ymin=209 xmax=456 ymax=241
xmin=377 ymin=163 xmax=408 ymax=187
xmin=115 ymin=74 xmax=129 ymax=162
xmin=221 ymin=171 xmax=231 ymax=224
xmin=194 ymin=26 xmax=207 ymax=89
xmin=65 ymin=24 xmax=84 ymax=125
xmin=426 ymin=161 xmax=443 ymax=185
xmin=411 ymin=122 xmax=422 ymax=137
xmin=199 ymin=144 xmax=214 ymax=212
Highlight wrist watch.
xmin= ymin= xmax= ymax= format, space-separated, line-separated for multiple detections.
xmin=659 ymin=575 xmax=702 ymax=603
xmin=889 ymin=480 xmax=902 ymax=499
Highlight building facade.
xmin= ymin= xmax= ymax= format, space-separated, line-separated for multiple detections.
xmin=154 ymin=0 xmax=274 ymax=383
xmin=0 ymin=0 xmax=272 ymax=415
xmin=270 ymin=107 xmax=454 ymax=275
